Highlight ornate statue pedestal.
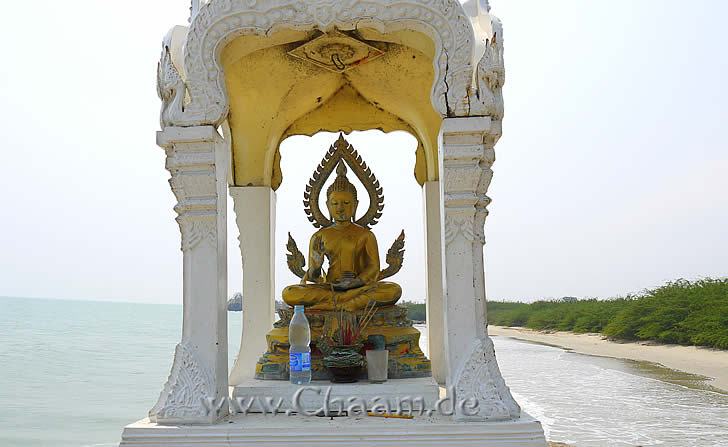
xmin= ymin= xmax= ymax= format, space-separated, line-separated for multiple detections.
xmin=255 ymin=305 xmax=431 ymax=381
xmin=120 ymin=412 xmax=547 ymax=447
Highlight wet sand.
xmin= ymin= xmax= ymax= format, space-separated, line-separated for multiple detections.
xmin=490 ymin=326 xmax=728 ymax=392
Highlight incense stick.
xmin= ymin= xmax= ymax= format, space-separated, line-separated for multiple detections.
xmin=353 ymin=301 xmax=377 ymax=341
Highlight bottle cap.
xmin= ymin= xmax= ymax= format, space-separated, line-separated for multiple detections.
xmin=294 ymin=305 xmax=305 ymax=313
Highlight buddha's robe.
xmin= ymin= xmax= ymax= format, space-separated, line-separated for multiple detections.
xmin=283 ymin=224 xmax=401 ymax=311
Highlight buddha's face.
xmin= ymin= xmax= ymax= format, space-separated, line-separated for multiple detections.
xmin=327 ymin=190 xmax=358 ymax=223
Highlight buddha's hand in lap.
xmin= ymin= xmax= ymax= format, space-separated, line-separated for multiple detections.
xmin=331 ymin=276 xmax=364 ymax=291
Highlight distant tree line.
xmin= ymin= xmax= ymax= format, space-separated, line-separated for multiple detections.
xmin=487 ymin=278 xmax=728 ymax=350
xmin=400 ymin=301 xmax=427 ymax=322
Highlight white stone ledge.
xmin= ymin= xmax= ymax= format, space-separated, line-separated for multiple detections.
xmin=120 ymin=412 xmax=547 ymax=447
xmin=157 ymin=126 xmax=220 ymax=147
xmin=441 ymin=116 xmax=492 ymax=135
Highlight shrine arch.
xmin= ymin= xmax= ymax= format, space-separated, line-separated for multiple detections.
xmin=176 ymin=0 xmax=483 ymax=127
xmin=219 ymin=26 xmax=444 ymax=188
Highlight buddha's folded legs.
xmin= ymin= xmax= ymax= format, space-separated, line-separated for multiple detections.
xmin=282 ymin=282 xmax=402 ymax=311
xmin=338 ymin=282 xmax=402 ymax=312
xmin=282 ymin=284 xmax=337 ymax=310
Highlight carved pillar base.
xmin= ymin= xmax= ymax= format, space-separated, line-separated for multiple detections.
xmin=439 ymin=117 xmax=519 ymax=422
xmin=149 ymin=126 xmax=229 ymax=425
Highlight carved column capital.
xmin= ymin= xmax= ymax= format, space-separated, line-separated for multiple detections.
xmin=441 ymin=117 xmax=496 ymax=248
xmin=158 ymin=126 xmax=222 ymax=252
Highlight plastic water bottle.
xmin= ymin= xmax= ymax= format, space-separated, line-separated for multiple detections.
xmin=289 ymin=305 xmax=312 ymax=384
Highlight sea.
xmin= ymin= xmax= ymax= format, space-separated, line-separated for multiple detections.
xmin=1 ymin=297 xmax=727 ymax=447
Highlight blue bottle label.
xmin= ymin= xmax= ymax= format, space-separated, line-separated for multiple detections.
xmin=289 ymin=352 xmax=311 ymax=372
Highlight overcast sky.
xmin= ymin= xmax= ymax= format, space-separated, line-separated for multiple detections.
xmin=0 ymin=0 xmax=726 ymax=305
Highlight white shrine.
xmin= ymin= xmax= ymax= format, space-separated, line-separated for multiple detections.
xmin=119 ymin=0 xmax=548 ymax=445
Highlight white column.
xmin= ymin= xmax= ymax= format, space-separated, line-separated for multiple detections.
xmin=149 ymin=126 xmax=229 ymax=425
xmin=439 ymin=117 xmax=520 ymax=422
xmin=228 ymin=186 xmax=276 ymax=385
xmin=423 ymin=181 xmax=446 ymax=385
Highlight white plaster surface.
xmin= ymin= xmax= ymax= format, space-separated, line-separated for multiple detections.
xmin=228 ymin=186 xmax=276 ymax=385
xmin=120 ymin=412 xmax=547 ymax=447
xmin=423 ymin=181 xmax=446 ymax=385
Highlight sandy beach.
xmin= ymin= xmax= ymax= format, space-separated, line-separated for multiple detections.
xmin=490 ymin=326 xmax=728 ymax=393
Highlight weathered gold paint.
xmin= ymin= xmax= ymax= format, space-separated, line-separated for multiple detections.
xmin=221 ymin=28 xmax=441 ymax=189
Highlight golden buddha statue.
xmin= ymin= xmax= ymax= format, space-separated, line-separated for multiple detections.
xmin=255 ymin=135 xmax=430 ymax=381
xmin=283 ymin=162 xmax=402 ymax=312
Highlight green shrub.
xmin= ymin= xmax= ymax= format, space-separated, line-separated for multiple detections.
xmin=487 ymin=278 xmax=728 ymax=349
xmin=603 ymin=279 xmax=728 ymax=348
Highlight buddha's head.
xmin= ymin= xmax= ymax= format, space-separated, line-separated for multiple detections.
xmin=326 ymin=162 xmax=358 ymax=224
